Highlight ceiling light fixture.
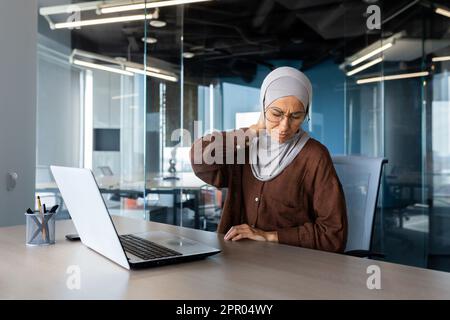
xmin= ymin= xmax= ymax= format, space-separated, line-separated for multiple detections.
xmin=54 ymin=13 xmax=153 ymax=29
xmin=40 ymin=1 xmax=102 ymax=16
xmin=70 ymin=49 xmax=178 ymax=82
xmin=142 ymin=37 xmax=158 ymax=44
xmin=346 ymin=57 xmax=383 ymax=76
xmin=100 ymin=0 xmax=213 ymax=14
xmin=356 ymin=71 xmax=429 ymax=84
xmin=73 ymin=59 xmax=134 ymax=76
xmin=125 ymin=67 xmax=178 ymax=82
xmin=149 ymin=20 xmax=167 ymax=27
xmin=432 ymin=55 xmax=450 ymax=62
xmin=183 ymin=52 xmax=195 ymax=59
xmin=350 ymin=42 xmax=393 ymax=67
xmin=435 ymin=7 xmax=450 ymax=18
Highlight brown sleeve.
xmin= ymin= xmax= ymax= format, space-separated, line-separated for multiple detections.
xmin=277 ymin=151 xmax=348 ymax=253
xmin=190 ymin=129 xmax=250 ymax=189
xmin=190 ymin=132 xmax=228 ymax=188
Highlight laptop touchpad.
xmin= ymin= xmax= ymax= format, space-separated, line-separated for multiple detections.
xmin=136 ymin=231 xmax=197 ymax=248
xmin=165 ymin=239 xmax=195 ymax=247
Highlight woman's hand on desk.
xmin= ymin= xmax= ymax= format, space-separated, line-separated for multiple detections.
xmin=224 ymin=224 xmax=278 ymax=242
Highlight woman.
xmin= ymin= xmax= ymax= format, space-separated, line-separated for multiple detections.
xmin=190 ymin=66 xmax=347 ymax=253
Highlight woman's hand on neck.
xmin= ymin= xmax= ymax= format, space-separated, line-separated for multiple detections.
xmin=249 ymin=112 xmax=266 ymax=134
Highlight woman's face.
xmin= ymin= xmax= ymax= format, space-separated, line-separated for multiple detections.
xmin=264 ymin=95 xmax=306 ymax=143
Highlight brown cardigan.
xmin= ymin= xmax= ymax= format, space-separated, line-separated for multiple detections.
xmin=190 ymin=129 xmax=348 ymax=253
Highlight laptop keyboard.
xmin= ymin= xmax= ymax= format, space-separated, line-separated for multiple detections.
xmin=119 ymin=234 xmax=182 ymax=260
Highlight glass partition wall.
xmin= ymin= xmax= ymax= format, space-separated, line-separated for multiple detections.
xmin=423 ymin=7 xmax=450 ymax=271
xmin=143 ymin=5 xmax=190 ymax=228
xmin=344 ymin=2 xmax=450 ymax=271
xmin=37 ymin=0 xmax=148 ymax=220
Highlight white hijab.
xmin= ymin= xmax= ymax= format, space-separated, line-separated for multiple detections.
xmin=250 ymin=67 xmax=312 ymax=181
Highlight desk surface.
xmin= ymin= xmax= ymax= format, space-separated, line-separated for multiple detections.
xmin=1 ymin=216 xmax=450 ymax=299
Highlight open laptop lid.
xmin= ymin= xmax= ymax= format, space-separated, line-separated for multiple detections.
xmin=50 ymin=166 xmax=130 ymax=270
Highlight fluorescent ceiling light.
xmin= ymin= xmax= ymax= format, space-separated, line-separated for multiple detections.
xmin=146 ymin=66 xmax=163 ymax=73
xmin=350 ymin=42 xmax=393 ymax=67
xmin=432 ymin=55 xmax=450 ymax=62
xmin=54 ymin=13 xmax=153 ymax=29
xmin=73 ymin=59 xmax=134 ymax=76
xmin=346 ymin=57 xmax=383 ymax=76
xmin=71 ymin=49 xmax=179 ymax=82
xmin=149 ymin=20 xmax=167 ymax=27
xmin=100 ymin=0 xmax=213 ymax=14
xmin=357 ymin=71 xmax=429 ymax=84
xmin=183 ymin=52 xmax=195 ymax=58
xmin=40 ymin=1 xmax=102 ymax=16
xmin=435 ymin=7 xmax=450 ymax=18
xmin=142 ymin=37 xmax=158 ymax=44
xmin=125 ymin=67 xmax=178 ymax=82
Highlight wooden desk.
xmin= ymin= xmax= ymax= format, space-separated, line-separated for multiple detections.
xmin=1 ymin=216 xmax=450 ymax=299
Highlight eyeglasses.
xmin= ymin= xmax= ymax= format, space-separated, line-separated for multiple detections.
xmin=264 ymin=107 xmax=307 ymax=124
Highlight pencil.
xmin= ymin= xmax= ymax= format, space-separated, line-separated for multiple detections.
xmin=37 ymin=196 xmax=46 ymax=241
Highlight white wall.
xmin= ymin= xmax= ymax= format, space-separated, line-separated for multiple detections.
xmin=0 ymin=0 xmax=37 ymax=226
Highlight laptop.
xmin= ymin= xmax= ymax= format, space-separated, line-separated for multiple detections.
xmin=50 ymin=166 xmax=220 ymax=270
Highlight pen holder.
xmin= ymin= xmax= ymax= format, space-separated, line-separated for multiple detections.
xmin=25 ymin=211 xmax=56 ymax=246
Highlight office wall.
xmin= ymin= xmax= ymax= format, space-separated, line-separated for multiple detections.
xmin=221 ymin=83 xmax=258 ymax=131
xmin=0 ymin=0 xmax=38 ymax=226
xmin=221 ymin=59 xmax=301 ymax=89
xmin=304 ymin=60 xmax=345 ymax=155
